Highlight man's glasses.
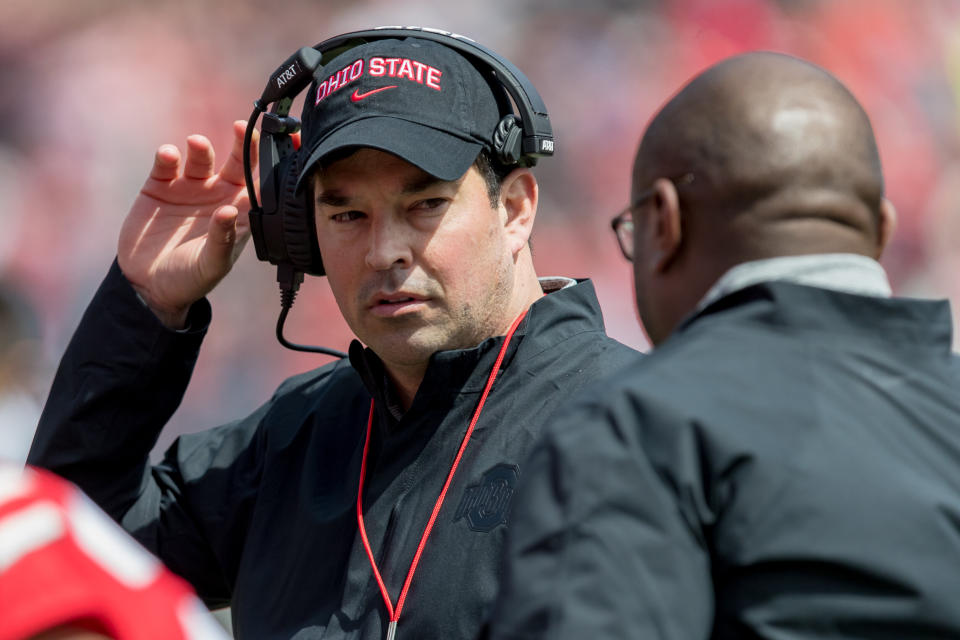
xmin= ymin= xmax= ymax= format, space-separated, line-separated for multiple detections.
xmin=610 ymin=174 xmax=694 ymax=262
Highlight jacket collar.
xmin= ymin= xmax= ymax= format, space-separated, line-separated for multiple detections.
xmin=684 ymin=280 xmax=952 ymax=354
xmin=697 ymin=253 xmax=892 ymax=312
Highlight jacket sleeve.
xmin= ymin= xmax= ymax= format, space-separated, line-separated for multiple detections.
xmin=26 ymin=259 xmax=258 ymax=606
xmin=487 ymin=394 xmax=714 ymax=640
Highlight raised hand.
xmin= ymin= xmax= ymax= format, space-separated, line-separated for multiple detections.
xmin=118 ymin=121 xmax=259 ymax=328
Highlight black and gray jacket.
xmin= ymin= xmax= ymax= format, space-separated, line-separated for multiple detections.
xmin=29 ymin=261 xmax=638 ymax=639
xmin=490 ymin=280 xmax=960 ymax=639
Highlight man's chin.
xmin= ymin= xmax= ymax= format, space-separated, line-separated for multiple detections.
xmin=362 ymin=328 xmax=449 ymax=365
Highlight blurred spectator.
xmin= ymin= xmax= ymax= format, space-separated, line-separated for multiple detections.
xmin=0 ymin=465 xmax=229 ymax=639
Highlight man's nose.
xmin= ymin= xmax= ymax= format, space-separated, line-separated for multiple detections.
xmin=365 ymin=217 xmax=413 ymax=271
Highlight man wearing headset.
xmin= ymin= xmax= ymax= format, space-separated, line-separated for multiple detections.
xmin=28 ymin=30 xmax=637 ymax=639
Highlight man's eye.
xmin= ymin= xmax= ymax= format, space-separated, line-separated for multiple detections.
xmin=330 ymin=211 xmax=365 ymax=223
xmin=411 ymin=198 xmax=448 ymax=212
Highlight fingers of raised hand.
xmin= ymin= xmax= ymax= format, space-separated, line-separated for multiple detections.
xmin=220 ymin=120 xmax=258 ymax=186
xmin=210 ymin=205 xmax=239 ymax=246
xmin=150 ymin=144 xmax=182 ymax=182
xmin=183 ymin=135 xmax=217 ymax=180
xmin=203 ymin=205 xmax=250 ymax=274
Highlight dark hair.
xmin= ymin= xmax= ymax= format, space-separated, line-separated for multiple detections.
xmin=473 ymin=149 xmax=515 ymax=207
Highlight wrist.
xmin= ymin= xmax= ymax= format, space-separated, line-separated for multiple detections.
xmin=130 ymin=288 xmax=191 ymax=330
xmin=115 ymin=260 xmax=198 ymax=330
xmin=150 ymin=304 xmax=191 ymax=330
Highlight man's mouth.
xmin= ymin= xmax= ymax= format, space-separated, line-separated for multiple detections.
xmin=369 ymin=294 xmax=428 ymax=316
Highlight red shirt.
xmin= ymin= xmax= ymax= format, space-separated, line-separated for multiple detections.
xmin=0 ymin=465 xmax=228 ymax=640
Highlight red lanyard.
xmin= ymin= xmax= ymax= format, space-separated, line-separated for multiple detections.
xmin=355 ymin=310 xmax=528 ymax=640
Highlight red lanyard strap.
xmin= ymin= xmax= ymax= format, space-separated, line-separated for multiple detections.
xmin=355 ymin=310 xmax=528 ymax=640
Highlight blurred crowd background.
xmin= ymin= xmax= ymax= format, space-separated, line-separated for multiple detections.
xmin=2 ymin=0 xmax=960 ymax=461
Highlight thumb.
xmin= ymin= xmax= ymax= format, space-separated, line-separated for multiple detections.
xmin=201 ymin=205 xmax=241 ymax=276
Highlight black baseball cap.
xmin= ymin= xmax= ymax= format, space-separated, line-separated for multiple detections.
xmin=295 ymin=37 xmax=502 ymax=193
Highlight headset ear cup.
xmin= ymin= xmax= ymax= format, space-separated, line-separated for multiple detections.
xmin=278 ymin=152 xmax=325 ymax=276
xmin=493 ymin=114 xmax=522 ymax=165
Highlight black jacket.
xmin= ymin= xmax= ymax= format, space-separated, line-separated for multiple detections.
xmin=490 ymin=282 xmax=960 ymax=639
xmin=28 ymin=262 xmax=638 ymax=639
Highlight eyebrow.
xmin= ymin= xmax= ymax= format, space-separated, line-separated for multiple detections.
xmin=315 ymin=174 xmax=457 ymax=207
xmin=316 ymin=191 xmax=351 ymax=207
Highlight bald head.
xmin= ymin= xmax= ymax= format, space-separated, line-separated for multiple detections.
xmin=630 ymin=52 xmax=895 ymax=344
xmin=637 ymin=52 xmax=886 ymax=254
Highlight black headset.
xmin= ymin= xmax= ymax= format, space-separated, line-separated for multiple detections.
xmin=242 ymin=26 xmax=554 ymax=355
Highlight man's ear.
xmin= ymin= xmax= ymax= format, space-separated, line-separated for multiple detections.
xmin=499 ymin=168 xmax=538 ymax=257
xmin=876 ymin=197 xmax=897 ymax=259
xmin=645 ymin=177 xmax=683 ymax=273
